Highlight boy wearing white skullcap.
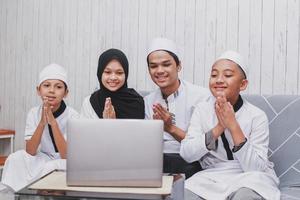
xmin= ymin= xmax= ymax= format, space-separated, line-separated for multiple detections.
xmin=181 ymin=51 xmax=280 ymax=199
xmin=144 ymin=37 xmax=210 ymax=179
xmin=38 ymin=63 xmax=68 ymax=87
xmin=1 ymin=63 xmax=79 ymax=192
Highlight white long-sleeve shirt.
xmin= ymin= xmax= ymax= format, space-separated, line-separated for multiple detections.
xmin=25 ymin=105 xmax=79 ymax=159
xmin=144 ymin=80 xmax=210 ymax=153
xmin=180 ymin=96 xmax=280 ymax=200
xmin=80 ymin=95 xmax=99 ymax=119
xmin=2 ymin=104 xmax=79 ymax=191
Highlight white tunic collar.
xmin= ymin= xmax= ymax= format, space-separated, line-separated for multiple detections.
xmin=161 ymin=80 xmax=183 ymax=102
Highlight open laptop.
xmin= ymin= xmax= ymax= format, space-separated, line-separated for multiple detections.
xmin=66 ymin=119 xmax=163 ymax=187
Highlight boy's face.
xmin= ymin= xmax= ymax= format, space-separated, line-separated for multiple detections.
xmin=147 ymin=50 xmax=181 ymax=91
xmin=209 ymin=59 xmax=248 ymax=104
xmin=101 ymin=59 xmax=126 ymax=92
xmin=37 ymin=79 xmax=68 ymax=107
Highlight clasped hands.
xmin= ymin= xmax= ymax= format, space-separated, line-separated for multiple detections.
xmin=41 ymin=96 xmax=56 ymax=126
xmin=152 ymin=103 xmax=173 ymax=132
xmin=102 ymin=97 xmax=116 ymax=119
xmin=214 ymin=91 xmax=238 ymax=137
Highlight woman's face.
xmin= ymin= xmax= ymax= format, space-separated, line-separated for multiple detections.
xmin=101 ymin=59 xmax=126 ymax=92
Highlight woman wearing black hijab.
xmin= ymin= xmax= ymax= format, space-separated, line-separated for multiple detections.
xmin=80 ymin=49 xmax=144 ymax=119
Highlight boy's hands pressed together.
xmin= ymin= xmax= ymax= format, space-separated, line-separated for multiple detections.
xmin=214 ymin=91 xmax=245 ymax=145
xmin=215 ymin=92 xmax=238 ymax=131
xmin=42 ymin=96 xmax=56 ymax=126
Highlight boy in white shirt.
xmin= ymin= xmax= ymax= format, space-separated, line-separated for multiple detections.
xmin=1 ymin=63 xmax=79 ymax=192
xmin=144 ymin=38 xmax=210 ymax=178
xmin=180 ymin=51 xmax=280 ymax=199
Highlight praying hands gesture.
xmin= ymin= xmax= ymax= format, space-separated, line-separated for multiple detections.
xmin=103 ymin=97 xmax=116 ymax=119
xmin=213 ymin=91 xmax=245 ymax=145
xmin=215 ymin=92 xmax=237 ymax=130
xmin=41 ymin=96 xmax=56 ymax=126
xmin=152 ymin=103 xmax=173 ymax=132
xmin=27 ymin=96 xmax=65 ymax=157
xmin=152 ymin=103 xmax=185 ymax=142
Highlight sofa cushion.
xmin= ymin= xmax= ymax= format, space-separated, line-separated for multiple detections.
xmin=243 ymin=95 xmax=300 ymax=199
xmin=244 ymin=95 xmax=300 ymax=188
xmin=280 ymin=187 xmax=300 ymax=200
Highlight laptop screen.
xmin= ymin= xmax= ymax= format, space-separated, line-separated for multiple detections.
xmin=67 ymin=119 xmax=163 ymax=187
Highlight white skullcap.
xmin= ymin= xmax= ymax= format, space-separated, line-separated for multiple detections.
xmin=38 ymin=63 xmax=68 ymax=87
xmin=216 ymin=50 xmax=247 ymax=78
xmin=147 ymin=37 xmax=178 ymax=57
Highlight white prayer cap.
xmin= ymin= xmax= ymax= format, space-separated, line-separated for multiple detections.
xmin=216 ymin=50 xmax=247 ymax=78
xmin=147 ymin=37 xmax=178 ymax=57
xmin=38 ymin=63 xmax=68 ymax=87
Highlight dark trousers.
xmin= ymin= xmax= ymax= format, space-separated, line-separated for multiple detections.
xmin=163 ymin=153 xmax=202 ymax=179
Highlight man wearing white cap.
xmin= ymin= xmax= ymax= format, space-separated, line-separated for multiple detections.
xmin=180 ymin=51 xmax=280 ymax=199
xmin=0 ymin=63 xmax=79 ymax=192
xmin=144 ymin=38 xmax=210 ymax=179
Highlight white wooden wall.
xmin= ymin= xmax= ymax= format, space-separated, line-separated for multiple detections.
xmin=1 ymin=0 xmax=300 ymax=150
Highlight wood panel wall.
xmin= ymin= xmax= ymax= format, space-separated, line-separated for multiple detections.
xmin=0 ymin=0 xmax=299 ymax=150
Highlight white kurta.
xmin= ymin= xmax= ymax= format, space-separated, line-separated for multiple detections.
xmin=80 ymin=95 xmax=99 ymax=119
xmin=180 ymin=96 xmax=280 ymax=200
xmin=1 ymin=105 xmax=79 ymax=192
xmin=144 ymin=80 xmax=210 ymax=153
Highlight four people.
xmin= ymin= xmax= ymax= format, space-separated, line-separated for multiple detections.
xmin=181 ymin=51 xmax=280 ymax=199
xmin=144 ymin=38 xmax=210 ymax=178
xmin=1 ymin=64 xmax=79 ymax=191
xmin=1 ymin=40 xmax=280 ymax=199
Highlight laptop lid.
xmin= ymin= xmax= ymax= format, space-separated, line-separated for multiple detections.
xmin=67 ymin=119 xmax=163 ymax=187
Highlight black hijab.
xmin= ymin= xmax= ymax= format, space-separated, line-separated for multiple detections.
xmin=89 ymin=48 xmax=145 ymax=119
